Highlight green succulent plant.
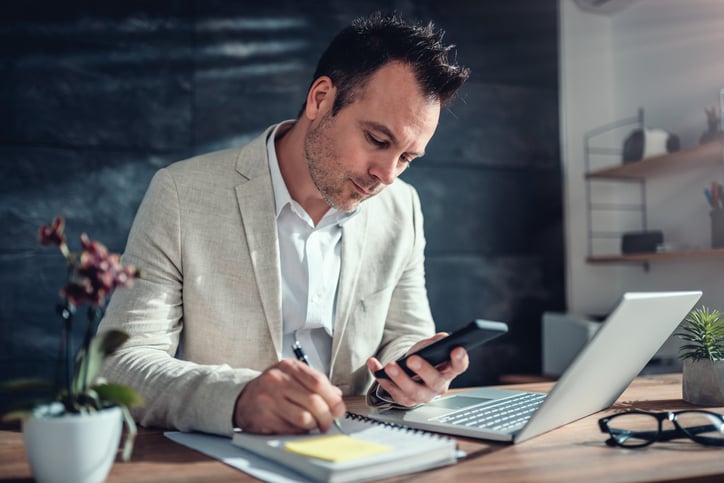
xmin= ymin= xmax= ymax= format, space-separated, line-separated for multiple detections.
xmin=676 ymin=306 xmax=724 ymax=361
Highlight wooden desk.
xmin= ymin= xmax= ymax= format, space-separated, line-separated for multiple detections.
xmin=2 ymin=373 xmax=723 ymax=482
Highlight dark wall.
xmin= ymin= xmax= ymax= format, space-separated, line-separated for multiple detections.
xmin=0 ymin=0 xmax=563 ymax=388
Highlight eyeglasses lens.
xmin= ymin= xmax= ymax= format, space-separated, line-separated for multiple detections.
xmin=676 ymin=412 xmax=724 ymax=444
xmin=608 ymin=413 xmax=660 ymax=447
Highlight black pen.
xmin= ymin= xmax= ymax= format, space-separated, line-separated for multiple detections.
xmin=291 ymin=341 xmax=347 ymax=435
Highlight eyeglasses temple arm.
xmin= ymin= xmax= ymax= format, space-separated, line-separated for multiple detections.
xmin=656 ymin=427 xmax=687 ymax=442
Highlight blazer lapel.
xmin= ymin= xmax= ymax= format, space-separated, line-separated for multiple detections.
xmin=330 ymin=207 xmax=369 ymax=374
xmin=234 ymin=128 xmax=283 ymax=359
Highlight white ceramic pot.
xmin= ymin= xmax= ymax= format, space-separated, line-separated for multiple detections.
xmin=682 ymin=359 xmax=724 ymax=406
xmin=22 ymin=406 xmax=123 ymax=483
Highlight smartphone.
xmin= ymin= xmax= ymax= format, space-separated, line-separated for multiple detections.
xmin=374 ymin=319 xmax=508 ymax=379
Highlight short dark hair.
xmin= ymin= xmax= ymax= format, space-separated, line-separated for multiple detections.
xmin=300 ymin=12 xmax=470 ymax=116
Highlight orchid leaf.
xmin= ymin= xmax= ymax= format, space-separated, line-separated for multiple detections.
xmin=119 ymin=405 xmax=138 ymax=461
xmin=95 ymin=329 xmax=129 ymax=355
xmin=76 ymin=388 xmax=102 ymax=410
xmin=1 ymin=409 xmax=35 ymax=422
xmin=0 ymin=379 xmax=57 ymax=420
xmin=0 ymin=378 xmax=55 ymax=394
xmin=73 ymin=330 xmax=129 ymax=393
xmin=93 ymin=383 xmax=143 ymax=408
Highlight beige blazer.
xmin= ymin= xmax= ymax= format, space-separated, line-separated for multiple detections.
xmin=99 ymin=124 xmax=435 ymax=436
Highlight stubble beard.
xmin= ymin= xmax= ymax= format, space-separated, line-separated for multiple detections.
xmin=304 ymin=114 xmax=363 ymax=212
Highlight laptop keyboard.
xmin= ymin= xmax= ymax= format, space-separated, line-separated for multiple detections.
xmin=436 ymin=392 xmax=547 ymax=432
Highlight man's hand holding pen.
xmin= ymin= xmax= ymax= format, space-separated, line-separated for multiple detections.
xmin=233 ymin=333 xmax=469 ymax=435
xmin=233 ymin=358 xmax=346 ymax=435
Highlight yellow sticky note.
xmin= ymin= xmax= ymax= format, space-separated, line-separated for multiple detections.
xmin=284 ymin=434 xmax=393 ymax=462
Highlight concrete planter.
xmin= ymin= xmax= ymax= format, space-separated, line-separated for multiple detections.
xmin=682 ymin=359 xmax=724 ymax=406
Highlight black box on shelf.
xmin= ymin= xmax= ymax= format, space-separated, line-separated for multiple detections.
xmin=621 ymin=231 xmax=663 ymax=254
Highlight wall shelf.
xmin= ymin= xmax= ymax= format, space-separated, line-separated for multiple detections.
xmin=583 ymin=109 xmax=724 ymax=267
xmin=587 ymin=246 xmax=724 ymax=265
xmin=586 ymin=140 xmax=723 ymax=180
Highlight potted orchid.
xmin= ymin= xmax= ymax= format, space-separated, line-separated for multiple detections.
xmin=676 ymin=306 xmax=724 ymax=405
xmin=0 ymin=215 xmax=143 ymax=483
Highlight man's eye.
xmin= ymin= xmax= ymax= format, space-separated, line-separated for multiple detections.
xmin=400 ymin=155 xmax=412 ymax=164
xmin=367 ymin=133 xmax=387 ymax=147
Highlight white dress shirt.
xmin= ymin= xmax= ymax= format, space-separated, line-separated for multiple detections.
xmin=266 ymin=122 xmax=359 ymax=375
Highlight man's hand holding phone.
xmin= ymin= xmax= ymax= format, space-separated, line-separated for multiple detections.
xmin=367 ymin=319 xmax=508 ymax=407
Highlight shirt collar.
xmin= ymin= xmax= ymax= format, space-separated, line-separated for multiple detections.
xmin=266 ymin=121 xmax=360 ymax=226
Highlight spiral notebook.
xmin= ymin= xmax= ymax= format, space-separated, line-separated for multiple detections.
xmin=230 ymin=413 xmax=457 ymax=483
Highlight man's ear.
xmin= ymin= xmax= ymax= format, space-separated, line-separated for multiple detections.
xmin=304 ymin=76 xmax=335 ymax=120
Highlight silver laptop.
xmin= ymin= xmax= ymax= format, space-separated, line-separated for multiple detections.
xmin=369 ymin=291 xmax=702 ymax=443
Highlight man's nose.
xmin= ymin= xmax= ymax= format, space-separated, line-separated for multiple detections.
xmin=368 ymin=157 xmax=399 ymax=186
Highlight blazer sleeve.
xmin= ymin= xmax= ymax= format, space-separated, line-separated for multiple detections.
xmin=98 ymin=168 xmax=259 ymax=436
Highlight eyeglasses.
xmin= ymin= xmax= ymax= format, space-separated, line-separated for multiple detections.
xmin=598 ymin=410 xmax=724 ymax=447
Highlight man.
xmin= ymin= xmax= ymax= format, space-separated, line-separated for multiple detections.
xmin=99 ymin=12 xmax=471 ymax=436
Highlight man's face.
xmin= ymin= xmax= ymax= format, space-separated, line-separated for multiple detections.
xmin=304 ymin=62 xmax=440 ymax=212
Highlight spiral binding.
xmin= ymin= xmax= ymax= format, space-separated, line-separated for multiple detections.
xmin=344 ymin=412 xmax=453 ymax=441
